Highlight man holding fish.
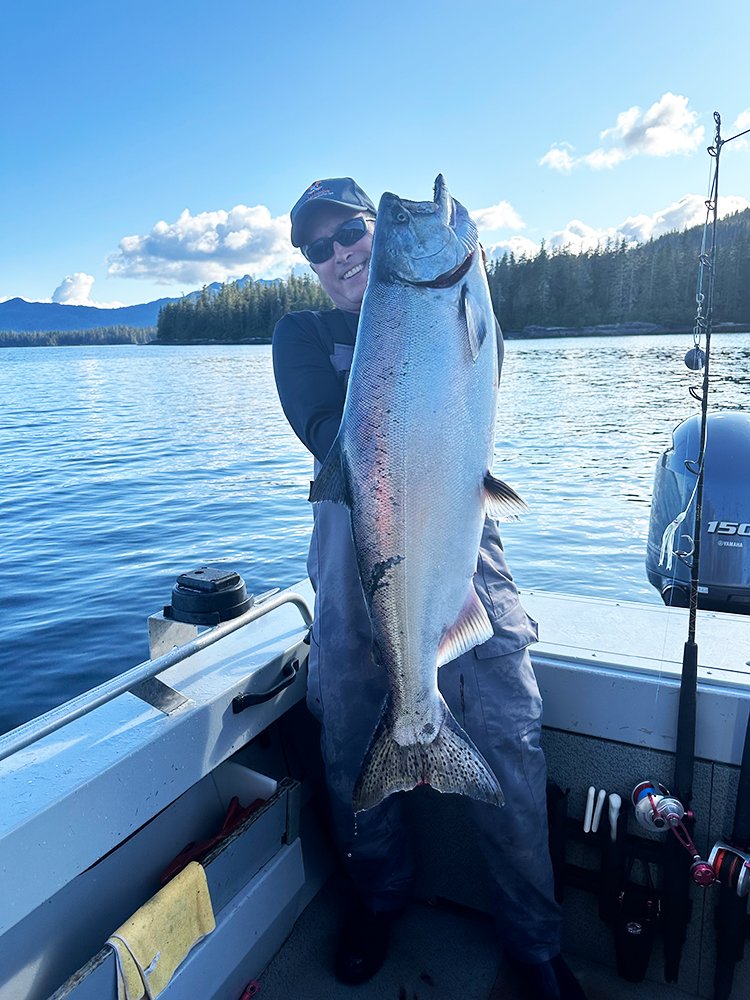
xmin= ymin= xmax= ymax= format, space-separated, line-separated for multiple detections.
xmin=272 ymin=177 xmax=586 ymax=1000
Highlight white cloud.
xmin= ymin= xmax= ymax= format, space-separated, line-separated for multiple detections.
xmin=486 ymin=235 xmax=540 ymax=260
xmin=730 ymin=108 xmax=750 ymax=150
xmin=470 ymin=200 xmax=525 ymax=231
xmin=487 ymin=193 xmax=750 ymax=260
xmin=52 ymin=272 xmax=95 ymax=305
xmin=538 ymin=144 xmax=576 ymax=173
xmin=581 ymin=148 xmax=627 ymax=170
xmin=108 ymin=204 xmax=300 ymax=284
xmin=617 ymin=193 xmax=750 ymax=243
xmin=600 ymin=93 xmax=702 ymax=156
xmin=540 ymin=92 xmax=704 ymax=172
xmin=547 ymin=219 xmax=617 ymax=253
xmin=51 ymin=273 xmax=124 ymax=308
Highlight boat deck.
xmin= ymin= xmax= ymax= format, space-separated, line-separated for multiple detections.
xmin=4 ymin=585 xmax=750 ymax=1000
xmin=258 ymin=875 xmax=695 ymax=1000
xmin=524 ymin=589 xmax=750 ymax=766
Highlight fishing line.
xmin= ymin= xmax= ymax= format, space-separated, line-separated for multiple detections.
xmin=651 ymin=123 xmax=721 ymax=685
xmin=658 ymin=113 xmax=750 ymax=619
xmin=658 ymin=118 xmax=717 ymax=588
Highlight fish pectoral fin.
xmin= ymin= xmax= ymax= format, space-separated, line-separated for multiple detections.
xmin=460 ymin=283 xmax=490 ymax=362
xmin=484 ymin=473 xmax=528 ymax=521
xmin=436 ymin=586 xmax=494 ymax=668
xmin=495 ymin=316 xmax=504 ymax=386
xmin=308 ymin=440 xmax=352 ymax=506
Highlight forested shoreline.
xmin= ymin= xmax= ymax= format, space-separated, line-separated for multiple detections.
xmin=6 ymin=210 xmax=749 ymax=347
xmin=156 ymin=272 xmax=331 ymax=344
xmin=155 ymin=209 xmax=750 ymax=343
xmin=488 ymin=208 xmax=750 ymax=332
xmin=0 ymin=326 xmax=155 ymax=347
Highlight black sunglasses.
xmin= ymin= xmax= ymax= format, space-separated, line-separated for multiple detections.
xmin=302 ymin=216 xmax=373 ymax=264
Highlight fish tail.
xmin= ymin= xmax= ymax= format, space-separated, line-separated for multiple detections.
xmin=352 ymin=699 xmax=504 ymax=812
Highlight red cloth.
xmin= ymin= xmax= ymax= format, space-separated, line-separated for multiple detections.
xmin=160 ymin=795 xmax=265 ymax=885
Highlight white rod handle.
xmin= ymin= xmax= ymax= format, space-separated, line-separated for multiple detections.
xmin=591 ymin=788 xmax=607 ymax=833
xmin=608 ymin=793 xmax=622 ymax=842
xmin=583 ymin=785 xmax=596 ymax=833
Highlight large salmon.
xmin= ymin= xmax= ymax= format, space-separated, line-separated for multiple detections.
xmin=310 ymin=176 xmax=525 ymax=812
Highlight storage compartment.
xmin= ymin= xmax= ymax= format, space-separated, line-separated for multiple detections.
xmin=212 ymin=760 xmax=278 ymax=805
xmin=5 ymin=762 xmax=302 ymax=1000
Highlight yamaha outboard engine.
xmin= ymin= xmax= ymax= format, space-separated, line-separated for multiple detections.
xmin=646 ymin=411 xmax=750 ymax=614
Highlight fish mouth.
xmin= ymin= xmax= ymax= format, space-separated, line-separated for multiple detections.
xmin=407 ymin=250 xmax=475 ymax=289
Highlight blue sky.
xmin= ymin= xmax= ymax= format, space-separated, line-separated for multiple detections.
xmin=2 ymin=0 xmax=749 ymax=307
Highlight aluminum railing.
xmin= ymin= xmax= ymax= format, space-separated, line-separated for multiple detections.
xmin=0 ymin=590 xmax=312 ymax=763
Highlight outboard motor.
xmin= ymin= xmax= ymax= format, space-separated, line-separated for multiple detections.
xmin=646 ymin=411 xmax=750 ymax=614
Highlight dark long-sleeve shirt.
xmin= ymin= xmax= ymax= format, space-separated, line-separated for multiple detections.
xmin=272 ymin=309 xmax=358 ymax=464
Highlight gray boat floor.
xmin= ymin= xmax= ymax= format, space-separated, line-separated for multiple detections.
xmin=258 ymin=878 xmax=694 ymax=1000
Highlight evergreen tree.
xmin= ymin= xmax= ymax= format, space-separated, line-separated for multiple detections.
xmin=150 ymin=211 xmax=750 ymax=344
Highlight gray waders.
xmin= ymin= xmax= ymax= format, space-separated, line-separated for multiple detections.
xmin=306 ymin=499 xmax=562 ymax=963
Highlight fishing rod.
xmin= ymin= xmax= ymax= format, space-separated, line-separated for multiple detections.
xmin=710 ymin=712 xmax=750 ymax=1000
xmin=658 ymin=111 xmax=750 ymax=985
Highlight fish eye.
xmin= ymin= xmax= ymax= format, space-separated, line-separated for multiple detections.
xmin=395 ymin=211 xmax=408 ymax=223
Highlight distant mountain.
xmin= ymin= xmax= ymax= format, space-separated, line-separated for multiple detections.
xmin=0 ymin=296 xmax=174 ymax=333
xmin=0 ymin=274 xmax=269 ymax=333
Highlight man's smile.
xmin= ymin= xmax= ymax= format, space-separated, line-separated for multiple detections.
xmin=341 ymin=262 xmax=366 ymax=280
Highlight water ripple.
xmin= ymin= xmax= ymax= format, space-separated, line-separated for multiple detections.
xmin=1 ymin=334 xmax=747 ymax=732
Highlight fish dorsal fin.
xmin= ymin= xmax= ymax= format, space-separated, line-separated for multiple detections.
xmin=436 ymin=585 xmax=494 ymax=668
xmin=484 ymin=473 xmax=528 ymax=520
xmin=452 ymin=192 xmax=479 ymax=258
xmin=434 ymin=176 xmax=478 ymax=257
xmin=308 ymin=440 xmax=352 ymax=506
xmin=460 ymin=283 xmax=490 ymax=362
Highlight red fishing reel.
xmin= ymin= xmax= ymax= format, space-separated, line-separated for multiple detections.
xmin=631 ymin=781 xmax=717 ymax=888
xmin=708 ymin=841 xmax=750 ymax=897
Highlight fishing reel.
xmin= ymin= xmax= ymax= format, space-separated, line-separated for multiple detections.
xmin=708 ymin=841 xmax=750 ymax=898
xmin=632 ymin=781 xmax=684 ymax=831
xmin=631 ymin=781 xmax=716 ymax=887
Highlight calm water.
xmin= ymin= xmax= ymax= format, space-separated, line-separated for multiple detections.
xmin=2 ymin=335 xmax=748 ymax=734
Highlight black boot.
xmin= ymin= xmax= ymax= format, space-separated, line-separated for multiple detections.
xmin=508 ymin=954 xmax=587 ymax=1000
xmin=334 ymin=899 xmax=401 ymax=984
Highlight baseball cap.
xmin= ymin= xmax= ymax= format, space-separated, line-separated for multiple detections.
xmin=290 ymin=177 xmax=376 ymax=248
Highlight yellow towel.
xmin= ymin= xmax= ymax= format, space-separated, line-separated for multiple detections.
xmin=107 ymin=861 xmax=216 ymax=1000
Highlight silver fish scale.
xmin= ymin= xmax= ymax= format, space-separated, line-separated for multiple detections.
xmin=342 ymin=264 xmax=498 ymax=743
